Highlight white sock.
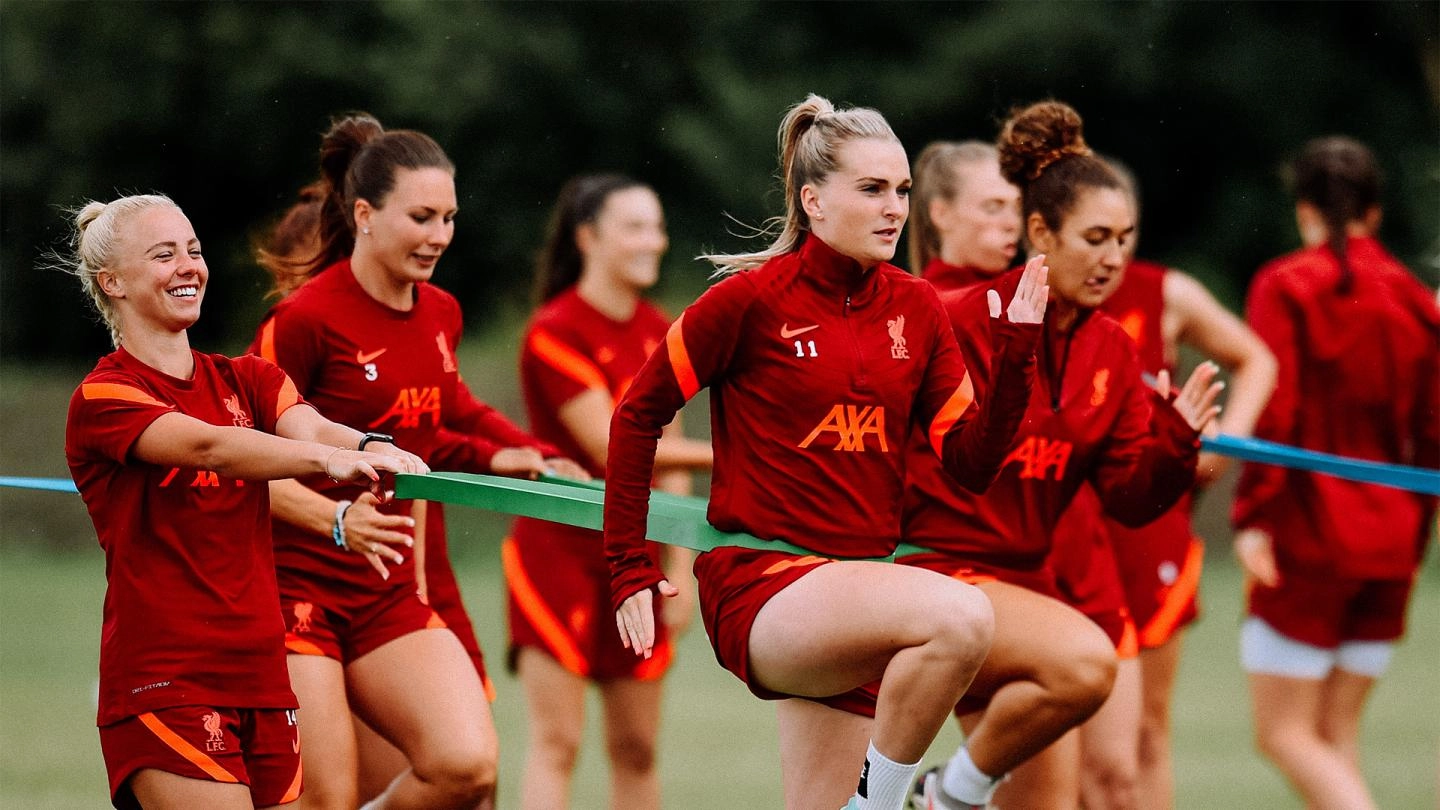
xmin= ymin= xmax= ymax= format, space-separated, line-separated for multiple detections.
xmin=856 ymin=741 xmax=921 ymax=810
xmin=941 ymin=746 xmax=1001 ymax=805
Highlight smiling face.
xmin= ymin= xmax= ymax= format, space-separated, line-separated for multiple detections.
xmin=931 ymin=159 xmax=1022 ymax=274
xmin=99 ymin=205 xmax=207 ymax=337
xmin=1028 ymin=185 xmax=1134 ymax=309
xmin=579 ymin=186 xmax=668 ymax=293
xmin=803 ymin=137 xmax=911 ymax=269
xmin=354 ymin=166 xmax=457 ymax=286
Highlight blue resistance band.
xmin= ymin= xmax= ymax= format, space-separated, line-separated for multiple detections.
xmin=2 ymin=436 xmax=1436 ymax=497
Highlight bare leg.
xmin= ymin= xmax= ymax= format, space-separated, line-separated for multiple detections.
xmin=1316 ymin=667 xmax=1376 ymax=771
xmin=515 ymin=648 xmax=586 ymax=810
xmin=1249 ymin=672 xmax=1377 ymax=810
xmin=130 ymin=769 xmax=256 ymax=810
xmin=287 ymin=655 xmax=359 ymax=810
xmin=355 ymin=716 xmax=410 ymax=804
xmin=1079 ymin=655 xmax=1141 ymax=809
xmin=748 ymin=561 xmax=994 ymax=804
xmin=775 ymin=698 xmax=873 ymax=810
xmin=598 ymin=675 xmax=664 ymax=810
xmin=991 ymin=729 xmax=1079 ymax=810
xmin=1136 ymin=634 xmax=1184 ymax=810
xmin=962 ymin=582 xmax=1116 ymax=777
xmin=349 ymin=629 xmax=497 ymax=810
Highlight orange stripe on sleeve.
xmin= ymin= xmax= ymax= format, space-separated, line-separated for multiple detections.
xmin=137 ymin=712 xmax=240 ymax=784
xmin=258 ymin=319 xmax=278 ymax=364
xmin=1139 ymin=538 xmax=1205 ymax=649
xmin=530 ymin=329 xmax=610 ymax=394
xmin=665 ymin=314 xmax=700 ymax=400
xmin=81 ymin=383 xmax=168 ymax=408
xmin=501 ymin=538 xmax=590 ymax=677
xmin=275 ymin=374 xmax=301 ymax=418
xmin=928 ymin=373 xmax=976 ymax=457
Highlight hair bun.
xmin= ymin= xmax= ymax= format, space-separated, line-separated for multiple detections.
xmin=997 ymin=100 xmax=1091 ymax=184
xmin=74 ymin=200 xmax=108 ymax=237
xmin=318 ymin=113 xmax=385 ymax=193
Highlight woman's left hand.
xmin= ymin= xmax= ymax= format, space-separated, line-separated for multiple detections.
xmin=1156 ymin=361 xmax=1224 ymax=433
xmin=544 ymin=457 xmax=592 ymax=481
xmin=990 ymin=253 xmax=1049 ymax=324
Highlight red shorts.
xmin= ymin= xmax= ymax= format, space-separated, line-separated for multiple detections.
xmin=1247 ymin=572 xmax=1414 ymax=648
xmin=504 ymin=531 xmax=674 ymax=682
xmin=100 ymin=706 xmax=301 ymax=809
xmin=1049 ymin=500 xmax=1138 ymax=658
xmin=1105 ymin=496 xmax=1202 ymax=649
xmin=694 ymin=546 xmax=879 ymax=717
xmin=422 ymin=506 xmax=496 ymax=701
xmin=281 ymin=581 xmax=445 ymax=665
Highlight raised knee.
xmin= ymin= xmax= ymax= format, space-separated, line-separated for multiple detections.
xmin=416 ymin=747 xmax=497 ymax=803
xmin=1051 ymin=641 xmax=1116 ymax=716
xmin=929 ymin=587 xmax=996 ymax=663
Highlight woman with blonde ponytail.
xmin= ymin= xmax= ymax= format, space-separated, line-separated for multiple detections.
xmin=605 ymin=94 xmax=1050 ymax=810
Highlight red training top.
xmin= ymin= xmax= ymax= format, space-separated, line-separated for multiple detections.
xmin=514 ymin=288 xmax=671 ymax=565
xmin=252 ymin=259 xmax=557 ymax=602
xmin=66 ymin=348 xmax=303 ymax=725
xmin=922 ymin=259 xmax=991 ymax=291
xmin=1233 ymin=237 xmax=1439 ymax=578
xmin=903 ymin=268 xmax=1201 ymax=569
xmin=604 ymin=235 xmax=1040 ymax=609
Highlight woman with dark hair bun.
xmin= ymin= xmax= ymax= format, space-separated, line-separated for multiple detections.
xmin=507 ymin=173 xmax=712 ymax=809
xmin=251 ymin=113 xmax=584 ymax=810
xmin=899 ymin=100 xmax=1223 ymax=810
xmin=1232 ymin=136 xmax=1439 ymax=810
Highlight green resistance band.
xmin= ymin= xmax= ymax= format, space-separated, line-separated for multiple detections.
xmin=394 ymin=472 xmax=892 ymax=561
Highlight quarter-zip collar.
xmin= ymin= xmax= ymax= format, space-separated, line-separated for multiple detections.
xmin=922 ymin=259 xmax=991 ymax=292
xmin=1042 ymin=307 xmax=1094 ymax=413
xmin=796 ymin=234 xmax=886 ymax=309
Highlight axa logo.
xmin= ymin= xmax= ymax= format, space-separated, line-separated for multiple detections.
xmin=202 ymin=710 xmax=226 ymax=752
xmin=1003 ymin=436 xmax=1073 ymax=481
xmin=887 ymin=315 xmax=909 ymax=359
xmin=799 ymin=404 xmax=889 ymax=452
xmin=224 ymin=395 xmax=253 ymax=428
xmin=158 ymin=467 xmax=243 ymax=488
xmin=370 ymin=386 xmax=442 ymax=429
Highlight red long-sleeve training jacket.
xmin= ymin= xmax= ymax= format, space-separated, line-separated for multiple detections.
xmin=605 ymin=235 xmax=1040 ymax=609
xmin=1233 ymin=237 xmax=1439 ymax=578
xmin=903 ymin=268 xmax=1201 ymax=569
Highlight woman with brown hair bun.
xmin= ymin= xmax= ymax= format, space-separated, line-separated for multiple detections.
xmin=251 ymin=113 xmax=583 ymax=810
xmin=899 ymin=100 xmax=1223 ymax=809
xmin=606 ymin=93 xmax=1050 ymax=810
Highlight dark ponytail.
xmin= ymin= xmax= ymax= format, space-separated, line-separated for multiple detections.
xmin=1290 ymin=136 xmax=1381 ymax=294
xmin=258 ymin=112 xmax=454 ymax=297
xmin=534 ymin=174 xmax=646 ymax=302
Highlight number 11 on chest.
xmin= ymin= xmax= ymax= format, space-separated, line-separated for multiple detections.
xmin=794 ymin=339 xmax=818 ymax=358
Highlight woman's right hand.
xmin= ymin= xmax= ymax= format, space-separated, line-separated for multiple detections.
xmin=490 ymin=446 xmax=548 ymax=479
xmin=342 ymin=491 xmax=416 ymax=581
xmin=324 ymin=448 xmax=428 ymax=495
xmin=615 ymin=579 xmax=679 ymax=659
xmin=989 ymin=253 xmax=1049 ymax=324
xmin=1234 ymin=527 xmax=1279 ymax=587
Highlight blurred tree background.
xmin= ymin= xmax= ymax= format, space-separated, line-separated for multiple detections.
xmin=2 ymin=1 xmax=1436 ymax=362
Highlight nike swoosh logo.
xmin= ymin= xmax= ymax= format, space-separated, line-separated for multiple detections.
xmin=356 ymin=348 xmax=387 ymax=364
xmin=780 ymin=323 xmax=820 ymax=339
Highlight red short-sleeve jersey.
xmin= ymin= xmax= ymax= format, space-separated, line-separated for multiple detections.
xmin=65 ymin=348 xmax=303 ymax=725
xmin=252 ymin=260 xmax=550 ymax=601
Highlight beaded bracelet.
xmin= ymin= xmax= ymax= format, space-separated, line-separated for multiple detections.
xmin=332 ymin=499 xmax=354 ymax=549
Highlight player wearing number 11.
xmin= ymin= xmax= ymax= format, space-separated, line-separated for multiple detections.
xmin=604 ymin=94 xmax=1049 ymax=810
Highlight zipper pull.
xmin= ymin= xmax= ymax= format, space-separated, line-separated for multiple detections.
xmin=845 ymin=295 xmax=851 ymax=315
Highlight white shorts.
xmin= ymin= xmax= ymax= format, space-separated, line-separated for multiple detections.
xmin=1240 ymin=617 xmax=1393 ymax=679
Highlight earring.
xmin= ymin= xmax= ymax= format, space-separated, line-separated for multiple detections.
xmin=361 ymin=227 xmax=370 ymax=235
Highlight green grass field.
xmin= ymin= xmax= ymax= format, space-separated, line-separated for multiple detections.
xmin=2 ymin=353 xmax=1437 ymax=808
xmin=1 ymin=525 xmax=1437 ymax=808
